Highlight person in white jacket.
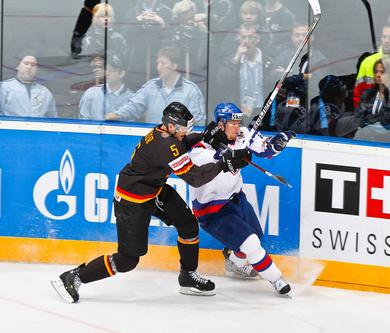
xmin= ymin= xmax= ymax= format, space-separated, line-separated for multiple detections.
xmin=189 ymin=102 xmax=295 ymax=295
xmin=0 ymin=55 xmax=56 ymax=118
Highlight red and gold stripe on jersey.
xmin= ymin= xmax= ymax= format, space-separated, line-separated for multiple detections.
xmin=168 ymin=152 xmax=194 ymax=176
xmin=115 ymin=186 xmax=163 ymax=203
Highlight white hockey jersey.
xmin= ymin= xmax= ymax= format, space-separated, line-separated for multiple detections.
xmin=189 ymin=127 xmax=270 ymax=218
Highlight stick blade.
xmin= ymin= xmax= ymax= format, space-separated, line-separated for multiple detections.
xmin=274 ymin=174 xmax=292 ymax=188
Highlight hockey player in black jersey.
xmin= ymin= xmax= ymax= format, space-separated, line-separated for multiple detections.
xmin=51 ymin=101 xmax=250 ymax=303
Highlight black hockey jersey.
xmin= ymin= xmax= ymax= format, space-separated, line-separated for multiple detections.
xmin=115 ymin=126 xmax=222 ymax=203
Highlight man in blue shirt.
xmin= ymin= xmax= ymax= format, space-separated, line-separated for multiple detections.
xmin=79 ymin=55 xmax=135 ymax=121
xmin=105 ymin=46 xmax=206 ymax=125
xmin=0 ymin=55 xmax=57 ymax=118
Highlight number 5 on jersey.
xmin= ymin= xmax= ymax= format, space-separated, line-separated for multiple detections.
xmin=170 ymin=144 xmax=179 ymax=157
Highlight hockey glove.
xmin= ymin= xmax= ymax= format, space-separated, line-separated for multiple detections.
xmin=261 ymin=130 xmax=296 ymax=158
xmin=202 ymin=121 xmax=228 ymax=149
xmin=220 ymin=148 xmax=251 ymax=173
xmin=269 ymin=130 xmax=296 ymax=151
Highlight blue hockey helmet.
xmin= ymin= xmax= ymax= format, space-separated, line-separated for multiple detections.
xmin=214 ymin=103 xmax=243 ymax=124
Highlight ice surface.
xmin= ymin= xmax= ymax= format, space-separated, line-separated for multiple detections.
xmin=0 ymin=262 xmax=388 ymax=333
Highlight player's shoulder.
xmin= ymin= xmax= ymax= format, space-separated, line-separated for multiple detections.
xmin=239 ymin=126 xmax=250 ymax=137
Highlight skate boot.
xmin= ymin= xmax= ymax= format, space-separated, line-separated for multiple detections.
xmin=51 ymin=266 xmax=83 ymax=303
xmin=272 ymin=277 xmax=291 ymax=295
xmin=223 ymin=248 xmax=258 ymax=279
xmin=178 ymin=269 xmax=216 ymax=296
xmin=70 ymin=32 xmax=84 ymax=58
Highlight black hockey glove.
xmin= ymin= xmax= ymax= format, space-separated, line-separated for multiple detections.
xmin=220 ymin=148 xmax=251 ymax=173
xmin=269 ymin=130 xmax=296 ymax=151
xmin=202 ymin=121 xmax=228 ymax=149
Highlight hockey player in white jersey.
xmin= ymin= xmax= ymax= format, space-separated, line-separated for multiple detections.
xmin=189 ymin=102 xmax=295 ymax=294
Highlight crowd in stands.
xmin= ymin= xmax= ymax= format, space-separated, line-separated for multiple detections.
xmin=0 ymin=0 xmax=389 ymax=143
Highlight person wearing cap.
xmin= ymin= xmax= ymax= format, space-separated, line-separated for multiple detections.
xmin=309 ymin=75 xmax=361 ymax=137
xmin=105 ymin=46 xmax=206 ymax=125
xmin=274 ymin=74 xmax=308 ymax=134
xmin=0 ymin=55 xmax=57 ymax=118
xmin=79 ymin=54 xmax=135 ymax=121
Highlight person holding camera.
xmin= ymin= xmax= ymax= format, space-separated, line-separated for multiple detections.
xmin=163 ymin=0 xmax=207 ymax=86
xmin=121 ymin=0 xmax=172 ymax=90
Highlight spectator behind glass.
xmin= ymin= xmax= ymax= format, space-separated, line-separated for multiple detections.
xmin=163 ymin=0 xmax=207 ymax=88
xmin=309 ymin=75 xmax=361 ymax=137
xmin=268 ymin=21 xmax=328 ymax=95
xmin=353 ymin=24 xmax=390 ymax=108
xmin=218 ymin=1 xmax=265 ymax=61
xmin=121 ymin=0 xmax=171 ymax=90
xmin=80 ymin=3 xmax=128 ymax=84
xmin=274 ymin=74 xmax=308 ymax=134
xmin=81 ymin=3 xmax=127 ymax=60
xmin=217 ymin=22 xmax=266 ymax=125
xmin=105 ymin=46 xmax=206 ymax=125
xmin=354 ymin=59 xmax=390 ymax=142
xmin=263 ymin=0 xmax=295 ymax=54
xmin=79 ymin=54 xmax=135 ymax=121
xmin=0 ymin=55 xmax=57 ymax=118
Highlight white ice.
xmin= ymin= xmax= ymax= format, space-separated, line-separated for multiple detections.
xmin=0 ymin=262 xmax=389 ymax=333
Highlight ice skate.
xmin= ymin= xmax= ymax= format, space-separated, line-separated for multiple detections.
xmin=178 ymin=269 xmax=216 ymax=296
xmin=51 ymin=266 xmax=82 ymax=303
xmin=272 ymin=277 xmax=291 ymax=295
xmin=223 ymin=248 xmax=259 ymax=280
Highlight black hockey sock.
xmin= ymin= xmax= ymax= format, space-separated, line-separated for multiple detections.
xmin=79 ymin=255 xmax=116 ymax=283
xmin=177 ymin=237 xmax=199 ymax=271
xmin=73 ymin=8 xmax=93 ymax=37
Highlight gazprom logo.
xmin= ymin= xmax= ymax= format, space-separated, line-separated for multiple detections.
xmin=33 ymin=150 xmax=77 ymax=220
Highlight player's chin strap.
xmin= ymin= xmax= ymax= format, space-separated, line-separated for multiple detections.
xmin=243 ymin=0 xmax=321 ymax=147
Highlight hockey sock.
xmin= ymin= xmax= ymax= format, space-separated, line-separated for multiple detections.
xmin=177 ymin=236 xmax=199 ymax=271
xmin=79 ymin=255 xmax=117 ymax=283
xmin=229 ymin=251 xmax=248 ymax=268
xmin=240 ymin=234 xmax=282 ymax=283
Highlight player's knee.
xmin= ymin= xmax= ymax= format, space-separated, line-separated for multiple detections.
xmin=112 ymin=252 xmax=139 ymax=273
xmin=239 ymin=234 xmax=265 ymax=260
xmin=176 ymin=217 xmax=199 ymax=239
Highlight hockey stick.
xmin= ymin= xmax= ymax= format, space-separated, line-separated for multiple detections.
xmin=243 ymin=0 xmax=321 ymax=146
xmin=361 ymin=0 xmax=377 ymax=52
xmin=246 ymin=159 xmax=292 ymax=188
xmin=220 ymin=144 xmax=292 ymax=188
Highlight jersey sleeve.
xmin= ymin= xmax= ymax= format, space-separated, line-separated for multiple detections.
xmin=166 ymin=141 xmax=222 ymax=188
xmin=241 ymin=127 xmax=268 ymax=156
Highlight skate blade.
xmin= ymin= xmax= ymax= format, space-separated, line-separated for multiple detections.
xmin=225 ymin=270 xmax=259 ymax=280
xmin=51 ymin=278 xmax=76 ymax=304
xmin=179 ymin=286 xmax=216 ymax=296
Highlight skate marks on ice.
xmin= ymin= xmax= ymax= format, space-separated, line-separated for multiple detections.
xmin=273 ymin=252 xmax=325 ymax=297
xmin=1 ymin=262 xmax=390 ymax=333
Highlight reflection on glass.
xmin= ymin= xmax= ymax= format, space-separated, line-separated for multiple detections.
xmin=105 ymin=46 xmax=206 ymax=126
xmin=0 ymin=54 xmax=57 ymax=118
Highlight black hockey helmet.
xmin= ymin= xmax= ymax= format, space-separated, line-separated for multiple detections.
xmin=162 ymin=102 xmax=194 ymax=131
xmin=283 ymin=74 xmax=307 ymax=98
xmin=319 ymin=75 xmax=346 ymax=96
